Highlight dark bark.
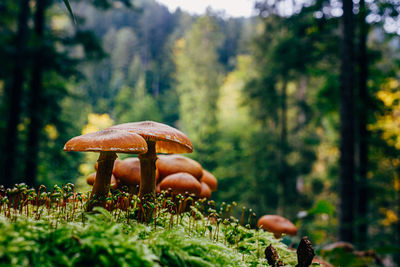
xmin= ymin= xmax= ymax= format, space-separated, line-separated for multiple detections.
xmin=1 ymin=0 xmax=30 ymax=187
xmin=25 ymin=0 xmax=48 ymax=186
xmin=339 ymin=0 xmax=355 ymax=242
xmin=357 ymin=0 xmax=369 ymax=248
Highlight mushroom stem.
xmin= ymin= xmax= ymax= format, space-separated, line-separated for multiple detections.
xmin=88 ymin=151 xmax=117 ymax=211
xmin=138 ymin=141 xmax=157 ymax=197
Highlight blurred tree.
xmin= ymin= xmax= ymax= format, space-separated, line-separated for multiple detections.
xmin=356 ymin=0 xmax=369 ymax=248
xmin=1 ymin=0 xmax=30 ymax=187
xmin=1 ymin=0 xmax=107 ymax=186
xmin=242 ymin=1 xmax=335 ymax=218
xmin=114 ymin=74 xmax=161 ymax=123
xmin=174 ymin=13 xmax=224 ymax=171
xmin=24 ymin=0 xmax=49 ymax=186
xmin=339 ymin=0 xmax=356 ymax=243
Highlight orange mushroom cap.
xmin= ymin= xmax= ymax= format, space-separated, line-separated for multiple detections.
xmin=86 ymin=172 xmax=119 ymax=189
xmin=113 ymin=157 xmax=159 ymax=186
xmin=107 ymin=121 xmax=193 ymax=154
xmin=200 ymin=169 xmax=217 ymax=191
xmin=159 ymin=172 xmax=201 ymax=195
xmin=157 ymin=155 xmax=203 ymax=180
xmin=257 ymin=215 xmax=298 ymax=238
xmin=63 ymin=129 xmax=148 ymax=154
xmin=198 ymin=182 xmax=212 ymax=199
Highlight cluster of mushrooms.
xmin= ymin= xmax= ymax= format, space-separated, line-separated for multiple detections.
xmin=86 ymin=154 xmax=217 ymax=200
xmin=64 ymin=120 xmax=292 ymax=237
xmin=64 ymin=121 xmax=217 ymax=211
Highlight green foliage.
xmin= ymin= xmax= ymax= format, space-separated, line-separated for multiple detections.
xmin=174 ymin=13 xmax=224 ymax=170
xmin=308 ymin=200 xmax=335 ymax=216
xmin=150 ymin=229 xmax=244 ymax=267
xmin=114 ymin=78 xmax=161 ymax=123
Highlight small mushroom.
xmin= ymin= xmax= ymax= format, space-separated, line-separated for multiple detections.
xmin=87 ymin=172 xmax=119 ymax=190
xmin=257 ymin=215 xmax=298 ymax=238
xmin=200 ymin=169 xmax=217 ymax=191
xmin=107 ymin=121 xmax=193 ymax=198
xmin=157 ymin=155 xmax=203 ymax=180
xmin=64 ymin=129 xmax=147 ymax=210
xmin=159 ymin=172 xmax=201 ymax=196
xmin=198 ymin=182 xmax=212 ymax=199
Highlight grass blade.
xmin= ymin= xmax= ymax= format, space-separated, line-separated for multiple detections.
xmin=62 ymin=0 xmax=76 ymax=24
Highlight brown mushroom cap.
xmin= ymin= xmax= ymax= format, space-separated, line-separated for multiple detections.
xmin=257 ymin=215 xmax=298 ymax=238
xmin=86 ymin=172 xmax=119 ymax=189
xmin=107 ymin=121 xmax=193 ymax=154
xmin=200 ymin=169 xmax=217 ymax=191
xmin=113 ymin=157 xmax=159 ymax=186
xmin=198 ymin=182 xmax=212 ymax=199
xmin=159 ymin=172 xmax=201 ymax=195
xmin=157 ymin=155 xmax=203 ymax=180
xmin=64 ymin=129 xmax=148 ymax=154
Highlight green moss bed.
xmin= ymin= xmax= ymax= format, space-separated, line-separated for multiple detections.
xmin=0 ymin=184 xmax=298 ymax=266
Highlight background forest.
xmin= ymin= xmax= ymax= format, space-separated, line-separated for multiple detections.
xmin=0 ymin=0 xmax=400 ymax=264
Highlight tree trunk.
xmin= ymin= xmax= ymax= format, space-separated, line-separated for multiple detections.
xmin=25 ymin=0 xmax=48 ymax=186
xmin=357 ymin=0 xmax=369 ymax=248
xmin=1 ymin=0 xmax=30 ymax=187
xmin=339 ymin=0 xmax=355 ymax=243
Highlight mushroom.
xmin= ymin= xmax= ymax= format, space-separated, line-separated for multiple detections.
xmin=64 ymin=129 xmax=147 ymax=210
xmin=107 ymin=121 xmax=193 ymax=199
xmin=87 ymin=172 xmax=119 ymax=190
xmin=257 ymin=215 xmax=298 ymax=238
xmin=198 ymin=182 xmax=212 ymax=199
xmin=94 ymin=158 xmax=121 ymax=171
xmin=200 ymin=169 xmax=217 ymax=191
xmin=159 ymin=172 xmax=202 ymax=196
xmin=113 ymin=157 xmax=159 ymax=193
xmin=156 ymin=155 xmax=202 ymax=180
